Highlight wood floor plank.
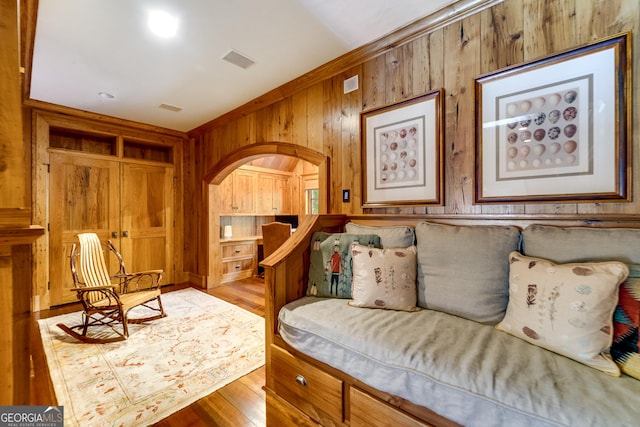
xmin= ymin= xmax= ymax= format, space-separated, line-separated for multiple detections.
xmin=30 ymin=278 xmax=267 ymax=426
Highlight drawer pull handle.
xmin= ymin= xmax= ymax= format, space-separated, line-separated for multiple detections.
xmin=235 ymin=249 xmax=241 ymax=253
xmin=235 ymin=265 xmax=241 ymax=269
xmin=295 ymin=374 xmax=307 ymax=386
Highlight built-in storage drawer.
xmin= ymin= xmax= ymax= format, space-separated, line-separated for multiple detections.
xmin=349 ymin=387 xmax=431 ymax=427
xmin=220 ymin=240 xmax=257 ymax=283
xmin=222 ymin=258 xmax=255 ymax=275
xmin=271 ymin=345 xmax=343 ymax=426
xmin=221 ymin=241 xmax=255 ymax=258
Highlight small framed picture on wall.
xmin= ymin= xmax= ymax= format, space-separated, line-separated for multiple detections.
xmin=361 ymin=90 xmax=444 ymax=207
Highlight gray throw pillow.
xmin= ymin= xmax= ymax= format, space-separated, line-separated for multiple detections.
xmin=415 ymin=222 xmax=521 ymax=324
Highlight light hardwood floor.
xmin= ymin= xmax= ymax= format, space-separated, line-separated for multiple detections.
xmin=30 ymin=278 xmax=267 ymax=427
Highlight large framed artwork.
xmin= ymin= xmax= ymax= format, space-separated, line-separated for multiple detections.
xmin=361 ymin=90 xmax=443 ymax=207
xmin=475 ymin=32 xmax=631 ymax=203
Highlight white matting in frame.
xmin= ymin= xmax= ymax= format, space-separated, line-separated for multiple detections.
xmin=475 ymin=33 xmax=630 ymax=203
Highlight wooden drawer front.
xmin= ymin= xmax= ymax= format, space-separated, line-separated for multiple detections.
xmin=271 ymin=345 xmax=343 ymax=425
xmin=222 ymin=242 xmax=254 ymax=258
xmin=222 ymin=258 xmax=255 ymax=275
xmin=350 ymin=387 xmax=431 ymax=427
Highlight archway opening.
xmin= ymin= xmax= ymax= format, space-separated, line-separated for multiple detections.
xmin=203 ymin=142 xmax=328 ymax=287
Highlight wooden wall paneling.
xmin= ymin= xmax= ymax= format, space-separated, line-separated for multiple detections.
xmin=291 ymin=90 xmax=308 ymax=148
xmin=409 ymin=39 xmax=429 ymax=97
xmin=256 ymin=104 xmax=276 ymax=143
xmin=306 ymin=83 xmax=325 ymax=153
xmin=341 ymin=67 xmax=363 ymax=215
xmin=419 ymin=31 xmax=447 ymax=216
xmin=323 ymin=75 xmax=344 ymax=214
xmin=183 ymin=137 xmax=197 ymax=279
xmin=443 ymin=16 xmax=483 ymax=214
xmin=361 ymin=55 xmax=387 ymax=112
xmin=575 ymin=0 xmax=638 ymax=215
xmin=276 ymin=97 xmax=294 ymax=142
xmin=360 ymin=56 xmax=387 ymax=215
xmin=32 ymin=114 xmax=51 ymax=309
xmin=477 ymin=0 xmax=526 ymax=216
xmin=384 ymin=47 xmax=404 ymax=105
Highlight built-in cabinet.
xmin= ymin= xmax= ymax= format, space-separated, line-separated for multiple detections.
xmin=220 ymin=166 xmax=292 ymax=215
xmin=257 ymin=172 xmax=292 ymax=214
xmin=219 ymin=169 xmax=257 ymax=214
xmin=34 ymin=113 xmax=183 ymax=308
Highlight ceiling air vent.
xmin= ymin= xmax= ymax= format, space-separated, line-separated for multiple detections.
xmin=222 ymin=49 xmax=255 ymax=69
xmin=159 ymin=103 xmax=183 ymax=112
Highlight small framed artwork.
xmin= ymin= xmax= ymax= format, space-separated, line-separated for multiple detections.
xmin=361 ymin=90 xmax=444 ymax=207
xmin=475 ymin=32 xmax=631 ymax=203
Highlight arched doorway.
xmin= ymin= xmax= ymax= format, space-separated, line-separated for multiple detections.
xmin=203 ymin=142 xmax=329 ymax=287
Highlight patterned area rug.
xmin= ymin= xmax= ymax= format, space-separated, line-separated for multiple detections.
xmin=38 ymin=288 xmax=265 ymax=426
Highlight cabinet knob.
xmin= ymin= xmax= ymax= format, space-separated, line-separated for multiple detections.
xmin=295 ymin=374 xmax=307 ymax=386
xmin=122 ymin=231 xmax=129 ymax=237
xmin=235 ymin=249 xmax=241 ymax=253
xmin=111 ymin=231 xmax=118 ymax=238
xmin=235 ymin=264 xmax=241 ymax=269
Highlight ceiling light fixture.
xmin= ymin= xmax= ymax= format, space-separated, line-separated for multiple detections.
xmin=98 ymin=91 xmax=115 ymax=100
xmin=148 ymin=10 xmax=178 ymax=38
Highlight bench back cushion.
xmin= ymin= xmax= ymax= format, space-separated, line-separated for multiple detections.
xmin=522 ymin=224 xmax=640 ymax=264
xmin=345 ymin=222 xmax=415 ymax=248
xmin=415 ymin=222 xmax=521 ymax=324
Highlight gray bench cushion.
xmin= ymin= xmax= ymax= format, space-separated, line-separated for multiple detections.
xmin=279 ymin=297 xmax=640 ymax=427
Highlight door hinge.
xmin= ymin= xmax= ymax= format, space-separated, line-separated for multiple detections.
xmin=47 ymin=281 xmax=50 ymax=290
xmin=45 ymin=163 xmax=50 ymax=173
xmin=47 ymin=223 xmax=50 ymax=231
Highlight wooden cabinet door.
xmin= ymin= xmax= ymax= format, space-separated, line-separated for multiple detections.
xmin=49 ymin=152 xmax=120 ymax=305
xmin=233 ymin=170 xmax=256 ymax=213
xmin=120 ymin=163 xmax=174 ymax=285
xmin=257 ymin=173 xmax=275 ymax=214
xmin=273 ymin=175 xmax=291 ymax=214
xmin=218 ymin=173 xmax=234 ymax=214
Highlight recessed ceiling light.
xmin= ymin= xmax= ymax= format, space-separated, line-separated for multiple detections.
xmin=98 ymin=91 xmax=115 ymax=100
xmin=148 ymin=10 xmax=178 ymax=38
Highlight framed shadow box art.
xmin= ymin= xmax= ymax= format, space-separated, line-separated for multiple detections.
xmin=361 ymin=90 xmax=444 ymax=207
xmin=475 ymin=32 xmax=631 ymax=204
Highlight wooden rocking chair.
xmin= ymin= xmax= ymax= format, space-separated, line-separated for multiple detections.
xmin=57 ymin=232 xmax=167 ymax=343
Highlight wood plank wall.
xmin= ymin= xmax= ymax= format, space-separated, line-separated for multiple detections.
xmin=185 ymin=0 xmax=639 ymax=277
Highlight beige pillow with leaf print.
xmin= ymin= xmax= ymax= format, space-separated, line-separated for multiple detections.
xmin=349 ymin=243 xmax=419 ymax=312
xmin=497 ymin=251 xmax=629 ymax=376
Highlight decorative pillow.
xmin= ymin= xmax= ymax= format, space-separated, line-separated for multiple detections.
xmin=612 ymin=264 xmax=640 ymax=380
xmin=349 ymin=243 xmax=419 ymax=312
xmin=522 ymin=225 xmax=640 ymax=264
xmin=306 ymin=233 xmax=381 ymax=298
xmin=497 ymin=251 xmax=629 ymax=376
xmin=345 ymin=222 xmax=415 ymax=248
xmin=415 ymin=221 xmax=521 ymax=324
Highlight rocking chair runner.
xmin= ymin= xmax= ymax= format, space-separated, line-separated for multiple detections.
xmin=57 ymin=232 xmax=167 ymax=343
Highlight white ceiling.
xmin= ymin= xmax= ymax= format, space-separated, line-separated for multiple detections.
xmin=30 ymin=0 xmax=456 ymax=132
